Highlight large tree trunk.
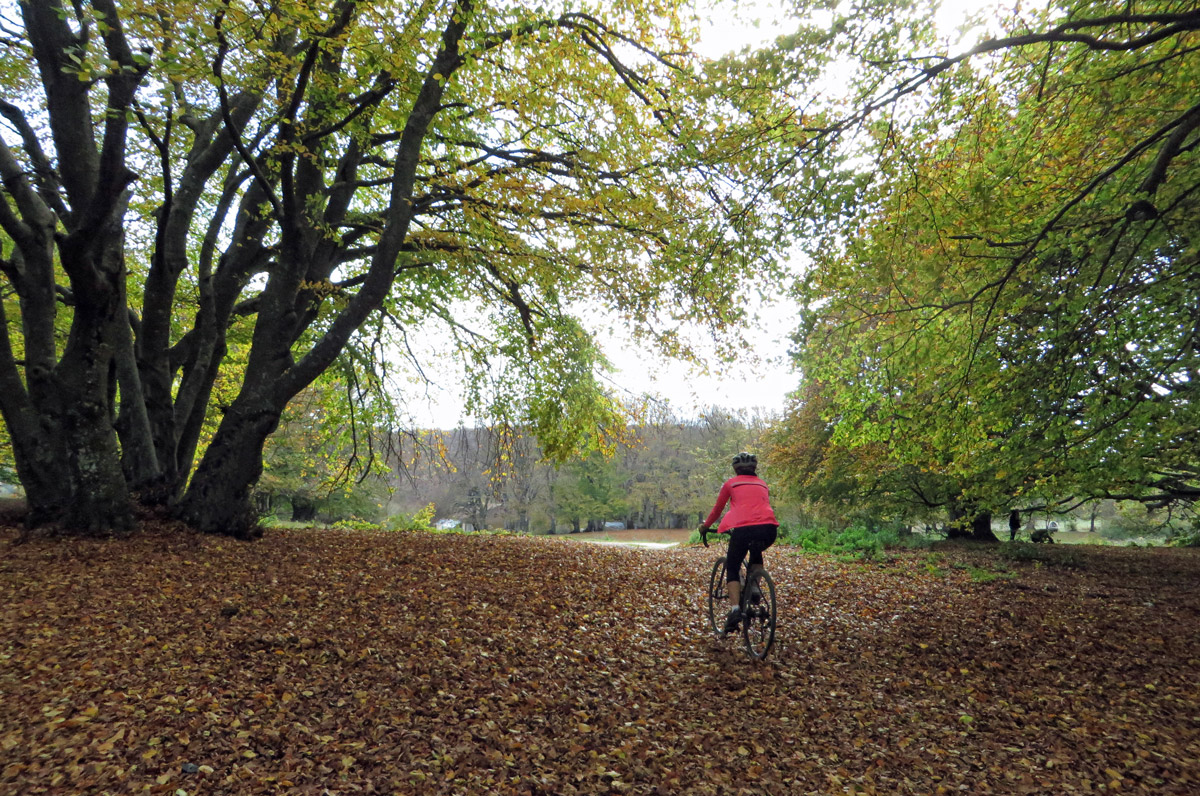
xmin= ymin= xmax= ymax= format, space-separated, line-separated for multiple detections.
xmin=291 ymin=496 xmax=317 ymax=523
xmin=51 ymin=186 xmax=139 ymax=532
xmin=175 ymin=396 xmax=282 ymax=538
xmin=135 ymin=92 xmax=264 ymax=497
xmin=0 ymin=0 xmax=146 ymax=535
xmin=140 ymin=159 xmax=272 ymax=503
xmin=947 ymin=502 xmax=999 ymax=542
xmin=971 ymin=511 xmax=998 ymax=542
xmin=12 ymin=282 xmax=137 ymax=534
xmin=57 ymin=400 xmax=135 ymax=534
xmin=946 ymin=503 xmax=969 ymax=538
xmin=0 ymin=181 xmax=136 ymax=534
xmin=2 ymin=412 xmax=70 ymax=529
xmin=0 ymin=301 xmax=65 ymax=526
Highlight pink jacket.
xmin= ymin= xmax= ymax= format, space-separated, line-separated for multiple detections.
xmin=703 ymin=475 xmax=778 ymax=532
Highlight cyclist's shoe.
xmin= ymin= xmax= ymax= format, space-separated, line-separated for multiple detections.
xmin=748 ymin=582 xmax=763 ymax=605
xmin=723 ymin=606 xmax=743 ymax=634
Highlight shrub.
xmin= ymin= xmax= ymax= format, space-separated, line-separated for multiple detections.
xmin=833 ymin=526 xmax=887 ymax=560
xmin=1168 ymin=531 xmax=1200 ymax=548
xmin=1101 ymin=503 xmax=1172 ymax=540
xmin=698 ymin=521 xmax=929 ymax=560
xmin=331 ymin=517 xmax=381 ymax=532
xmin=777 ymin=522 xmax=929 ymax=560
xmin=778 ymin=524 xmax=835 ymax=550
xmin=384 ymin=503 xmax=436 ymax=532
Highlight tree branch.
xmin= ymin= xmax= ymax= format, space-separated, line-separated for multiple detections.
xmin=1139 ymin=101 xmax=1200 ymax=195
xmin=0 ymin=99 xmax=69 ymax=221
xmin=211 ymin=1 xmax=284 ymax=220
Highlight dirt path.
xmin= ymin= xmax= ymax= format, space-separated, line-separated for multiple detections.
xmin=558 ymin=527 xmax=693 ymax=546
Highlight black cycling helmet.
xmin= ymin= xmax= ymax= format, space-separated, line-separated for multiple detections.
xmin=732 ymin=451 xmax=758 ymax=474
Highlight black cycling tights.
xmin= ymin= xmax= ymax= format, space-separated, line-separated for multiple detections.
xmin=726 ymin=524 xmax=778 ymax=583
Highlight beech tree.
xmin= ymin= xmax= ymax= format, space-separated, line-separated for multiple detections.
xmin=768 ymin=1 xmax=1200 ymax=534
xmin=0 ymin=0 xmax=792 ymax=537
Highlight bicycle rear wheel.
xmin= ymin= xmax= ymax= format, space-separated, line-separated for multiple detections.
xmin=707 ymin=556 xmax=729 ymax=635
xmin=741 ymin=568 xmax=777 ymax=660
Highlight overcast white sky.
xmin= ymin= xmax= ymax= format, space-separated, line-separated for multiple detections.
xmin=406 ymin=0 xmax=997 ymax=429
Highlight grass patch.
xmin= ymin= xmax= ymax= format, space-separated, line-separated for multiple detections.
xmin=998 ymin=541 xmax=1085 ymax=569
xmin=260 ymin=517 xmax=314 ymax=529
xmin=332 ymin=517 xmax=384 ymax=532
xmin=968 ymin=565 xmax=1016 ymax=583
xmin=780 ymin=523 xmax=932 ymax=561
xmin=425 ymin=525 xmax=520 ymax=538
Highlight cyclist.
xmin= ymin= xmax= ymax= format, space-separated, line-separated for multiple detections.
xmin=699 ymin=452 xmax=779 ymax=634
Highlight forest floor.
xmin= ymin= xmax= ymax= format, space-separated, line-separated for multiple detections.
xmin=1 ymin=526 xmax=1198 ymax=795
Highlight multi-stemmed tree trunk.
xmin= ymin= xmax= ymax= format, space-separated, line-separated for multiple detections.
xmin=4 ymin=0 xmax=462 ymax=535
xmin=174 ymin=3 xmax=464 ymax=537
xmin=1 ymin=0 xmax=281 ymax=531
xmin=1 ymin=255 xmax=135 ymax=532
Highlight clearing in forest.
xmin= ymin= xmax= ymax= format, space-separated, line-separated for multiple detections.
xmin=1 ymin=528 xmax=1197 ymax=795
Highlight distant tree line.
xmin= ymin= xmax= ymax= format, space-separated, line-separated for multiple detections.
xmin=252 ymin=396 xmax=780 ymax=533
xmin=385 ymin=406 xmax=781 ymax=533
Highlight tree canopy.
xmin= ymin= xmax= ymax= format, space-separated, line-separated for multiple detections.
xmin=768 ymin=0 xmax=1200 ymax=532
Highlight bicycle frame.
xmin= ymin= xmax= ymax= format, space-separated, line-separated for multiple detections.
xmin=703 ymin=531 xmax=777 ymax=660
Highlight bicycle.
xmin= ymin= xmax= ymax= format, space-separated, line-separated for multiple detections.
xmin=702 ymin=530 xmax=777 ymax=660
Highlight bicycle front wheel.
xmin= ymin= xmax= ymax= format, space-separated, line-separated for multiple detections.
xmin=741 ymin=568 xmax=777 ymax=660
xmin=707 ymin=556 xmax=728 ymax=635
